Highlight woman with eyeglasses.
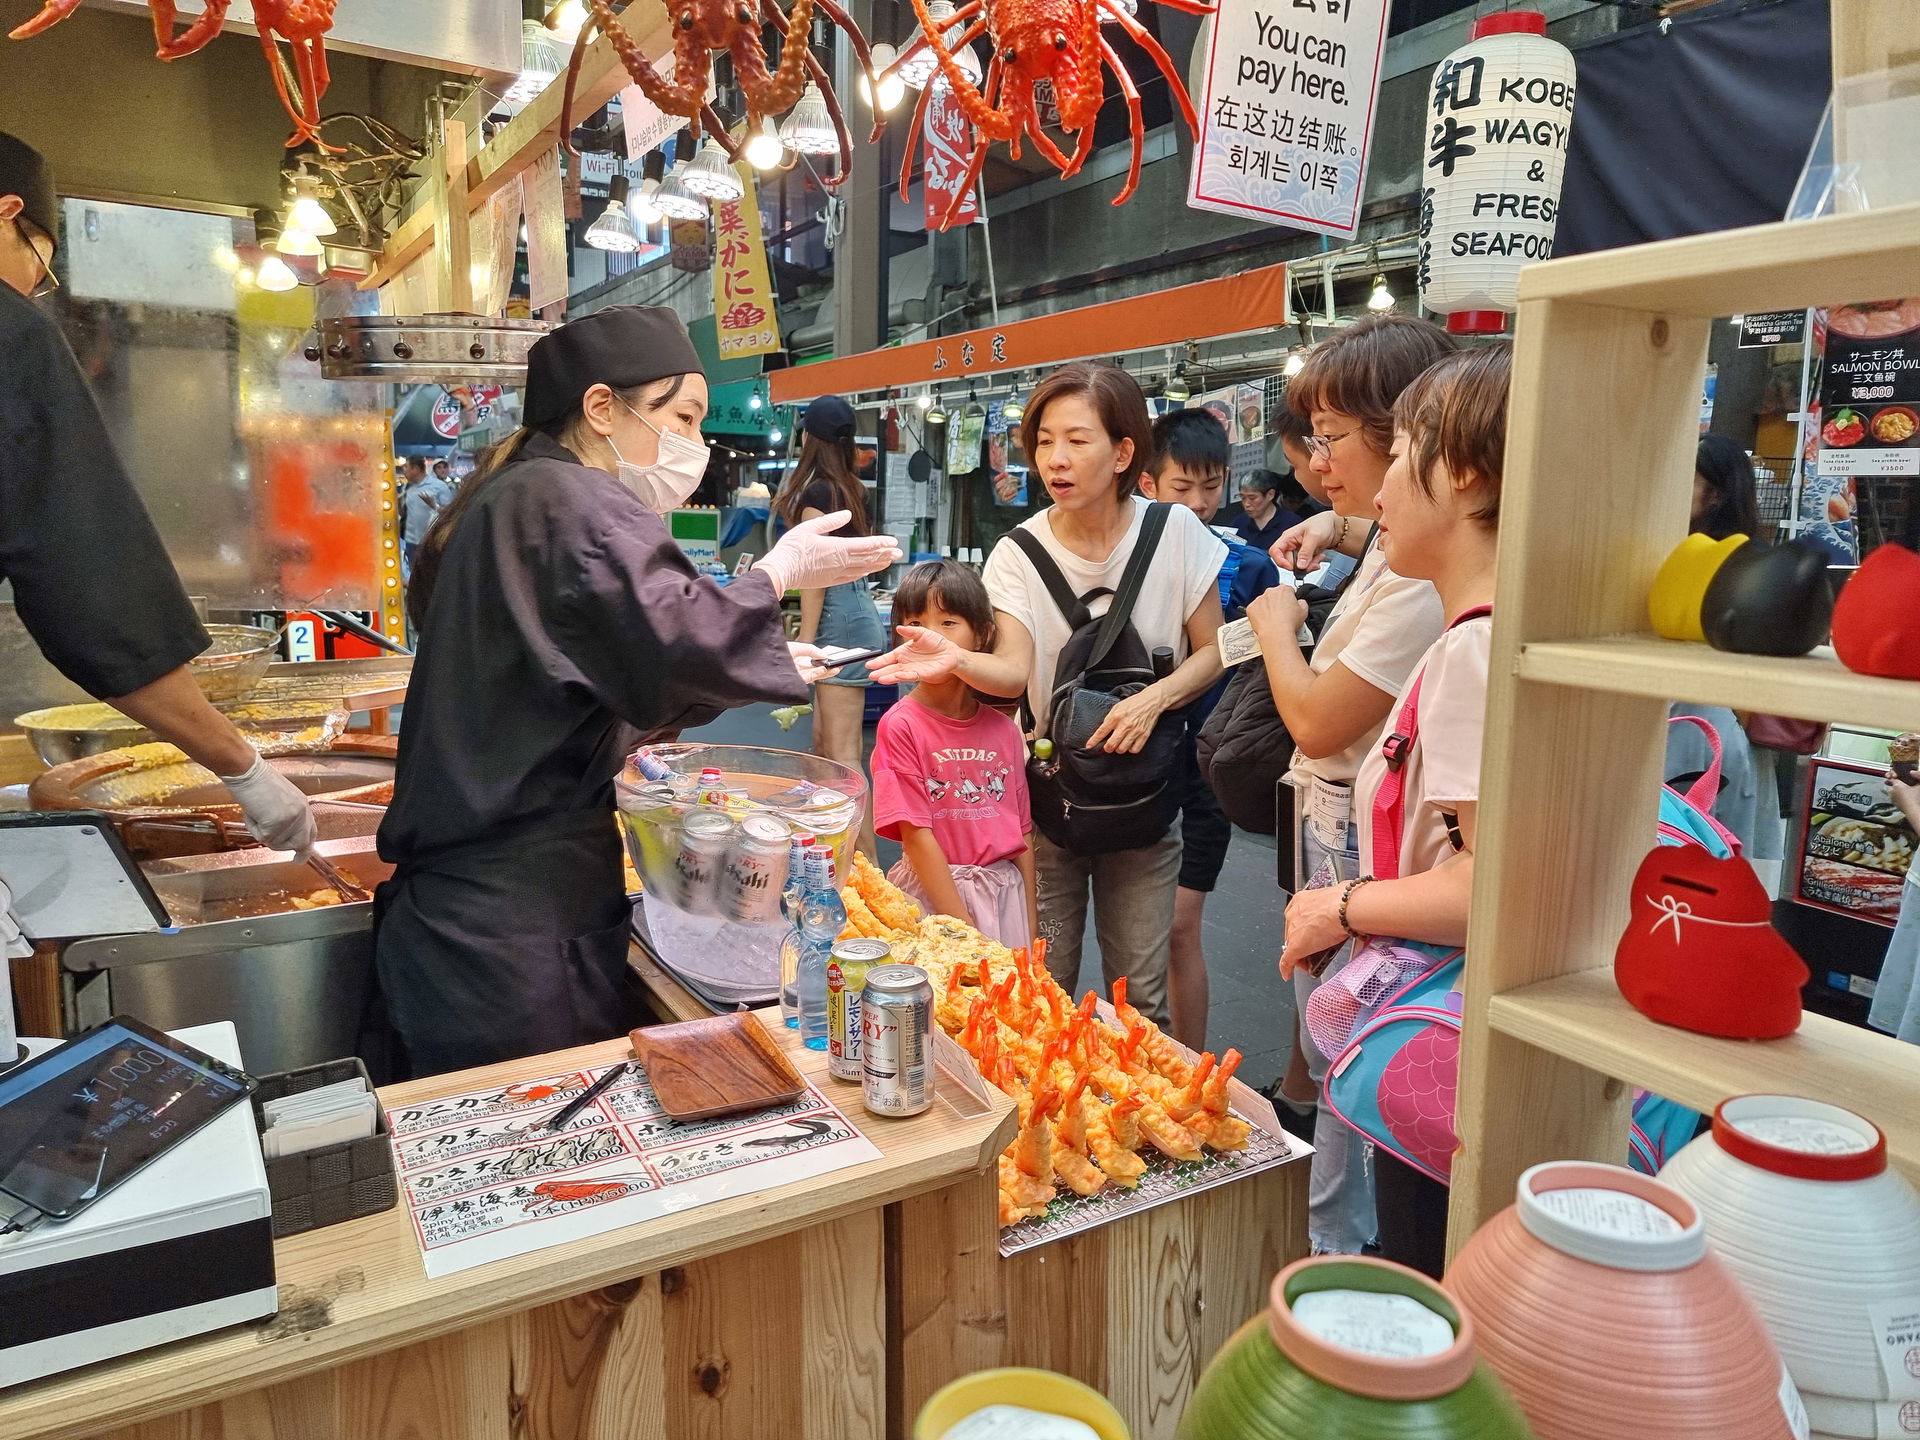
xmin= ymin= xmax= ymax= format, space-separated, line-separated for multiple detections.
xmin=1242 ymin=312 xmax=1456 ymax=1259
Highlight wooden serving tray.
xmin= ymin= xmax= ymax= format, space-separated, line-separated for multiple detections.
xmin=629 ymin=1013 xmax=808 ymax=1121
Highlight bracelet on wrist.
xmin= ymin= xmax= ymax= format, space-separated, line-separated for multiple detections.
xmin=1338 ymin=875 xmax=1376 ymax=937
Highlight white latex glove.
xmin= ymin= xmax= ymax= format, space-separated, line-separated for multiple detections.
xmin=1270 ymin=508 xmax=1346 ymax=574
xmin=757 ymin=511 xmax=902 ymax=594
xmin=0 ymin=878 xmax=29 ymax=960
xmin=866 ymin=624 xmax=965 ymax=687
xmin=788 ymin=642 xmax=843 ymax=686
xmin=219 ymin=755 xmax=319 ymax=859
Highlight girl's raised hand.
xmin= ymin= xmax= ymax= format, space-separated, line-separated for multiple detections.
xmin=867 ymin=624 xmax=963 ymax=686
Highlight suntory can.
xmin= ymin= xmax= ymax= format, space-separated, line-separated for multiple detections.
xmin=827 ymin=938 xmax=890 ymax=1082
xmin=861 ymin=964 xmax=933 ymax=1116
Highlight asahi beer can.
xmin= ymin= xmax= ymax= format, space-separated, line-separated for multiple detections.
xmin=827 ymin=938 xmax=891 ymax=1082
xmin=670 ymin=810 xmax=734 ymax=914
xmin=861 ymin=964 xmax=934 ymax=1116
xmin=719 ymin=813 xmax=791 ymax=923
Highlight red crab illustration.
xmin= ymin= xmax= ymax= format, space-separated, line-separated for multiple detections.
xmin=498 ymin=1075 xmax=588 ymax=1107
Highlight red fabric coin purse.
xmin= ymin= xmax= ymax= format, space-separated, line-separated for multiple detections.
xmin=1614 ymin=845 xmax=1807 ymax=1039
xmin=1832 ymin=542 xmax=1920 ymax=681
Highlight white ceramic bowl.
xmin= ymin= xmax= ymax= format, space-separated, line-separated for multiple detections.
xmin=1800 ymin=1389 xmax=1920 ymax=1438
xmin=1660 ymin=1094 xmax=1920 ymax=1400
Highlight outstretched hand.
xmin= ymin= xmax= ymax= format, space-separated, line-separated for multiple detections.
xmin=867 ymin=624 xmax=964 ymax=686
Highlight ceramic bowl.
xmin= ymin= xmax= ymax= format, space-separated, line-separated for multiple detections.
xmin=1800 ymin=1389 xmax=1920 ymax=1438
xmin=915 ymin=1368 xmax=1130 ymax=1440
xmin=1660 ymin=1095 xmax=1920 ymax=1400
xmin=1175 ymin=1256 xmax=1536 ymax=1440
xmin=1447 ymin=1162 xmax=1800 ymax=1440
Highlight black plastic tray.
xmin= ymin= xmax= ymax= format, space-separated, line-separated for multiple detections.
xmin=251 ymin=1056 xmax=397 ymax=1239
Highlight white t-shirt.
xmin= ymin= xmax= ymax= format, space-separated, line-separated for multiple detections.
xmin=1288 ymin=542 xmax=1446 ymax=787
xmin=983 ymin=496 xmax=1225 ymax=731
xmin=1353 ymin=615 xmax=1494 ymax=880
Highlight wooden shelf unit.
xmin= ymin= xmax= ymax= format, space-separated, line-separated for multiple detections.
xmin=1447 ymin=192 xmax=1920 ymax=1255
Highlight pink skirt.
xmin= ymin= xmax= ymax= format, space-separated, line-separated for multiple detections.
xmin=887 ymin=856 xmax=1033 ymax=951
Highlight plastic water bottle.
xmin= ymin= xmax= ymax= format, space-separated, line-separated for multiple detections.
xmin=796 ymin=845 xmax=845 ymax=1050
xmin=779 ymin=830 xmax=817 ymax=1028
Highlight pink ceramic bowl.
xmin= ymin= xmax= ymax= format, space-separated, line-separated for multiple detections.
xmin=1447 ymin=1162 xmax=1801 ymax=1440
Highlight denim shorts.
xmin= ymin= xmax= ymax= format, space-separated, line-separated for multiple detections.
xmin=815 ymin=581 xmax=886 ymax=687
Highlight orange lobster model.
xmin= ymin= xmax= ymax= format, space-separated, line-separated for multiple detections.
xmin=11 ymin=0 xmax=338 ymax=149
xmin=883 ymin=0 xmax=1213 ymax=229
xmin=563 ymin=0 xmax=881 ymax=188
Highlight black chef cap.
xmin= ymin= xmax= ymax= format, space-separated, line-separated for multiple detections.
xmin=803 ymin=394 xmax=856 ymax=442
xmin=0 ymin=132 xmax=58 ymax=246
xmin=522 ymin=305 xmax=703 ymax=428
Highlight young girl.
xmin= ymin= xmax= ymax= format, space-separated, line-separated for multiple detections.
xmin=870 ymin=560 xmax=1039 ymax=949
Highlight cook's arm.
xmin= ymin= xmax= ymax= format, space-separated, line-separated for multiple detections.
xmin=108 ymin=668 xmax=257 ymax=775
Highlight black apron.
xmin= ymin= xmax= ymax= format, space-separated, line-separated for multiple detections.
xmin=372 ymin=807 xmax=640 ymax=1079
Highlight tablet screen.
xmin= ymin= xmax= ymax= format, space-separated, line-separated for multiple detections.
xmin=0 ymin=1019 xmax=254 ymax=1221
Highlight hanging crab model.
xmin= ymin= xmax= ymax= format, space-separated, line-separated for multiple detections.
xmin=10 ymin=0 xmax=339 ymax=150
xmin=886 ymin=0 xmax=1211 ymax=229
xmin=562 ymin=0 xmax=882 ymax=188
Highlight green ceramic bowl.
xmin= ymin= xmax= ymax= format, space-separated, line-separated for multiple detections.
xmin=1176 ymin=1258 xmax=1536 ymax=1440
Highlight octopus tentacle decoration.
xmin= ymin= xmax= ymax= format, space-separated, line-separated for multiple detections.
xmin=11 ymin=0 xmax=336 ymax=150
xmin=563 ymin=0 xmax=881 ymax=190
xmin=885 ymin=0 xmax=1211 ymax=229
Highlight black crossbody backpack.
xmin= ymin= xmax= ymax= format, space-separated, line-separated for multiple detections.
xmin=1007 ymin=503 xmax=1185 ymax=855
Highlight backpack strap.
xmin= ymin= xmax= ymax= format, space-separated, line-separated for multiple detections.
xmin=1370 ymin=605 xmax=1493 ymax=881
xmin=1086 ymin=502 xmax=1173 ymax=672
xmin=1664 ymin=713 xmax=1725 ymax=815
xmin=1004 ymin=526 xmax=1095 ymax=632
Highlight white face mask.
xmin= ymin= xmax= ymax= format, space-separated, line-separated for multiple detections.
xmin=609 ymin=398 xmax=709 ymax=513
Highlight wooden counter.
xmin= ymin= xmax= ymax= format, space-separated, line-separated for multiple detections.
xmin=0 ymin=1018 xmax=1016 ymax=1440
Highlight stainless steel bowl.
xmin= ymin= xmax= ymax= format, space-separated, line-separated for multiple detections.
xmin=190 ymin=623 xmax=279 ymax=702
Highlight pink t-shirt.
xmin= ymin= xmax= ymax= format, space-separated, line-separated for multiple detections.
xmin=872 ymin=698 xmax=1032 ymax=867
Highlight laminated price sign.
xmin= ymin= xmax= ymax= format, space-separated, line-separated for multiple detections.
xmin=712 ymin=165 xmax=782 ymax=359
xmin=1187 ymin=0 xmax=1391 ymax=237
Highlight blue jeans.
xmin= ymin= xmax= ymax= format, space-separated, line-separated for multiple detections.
xmin=814 ymin=581 xmax=886 ymax=687
xmin=1293 ymin=808 xmax=1377 ymax=1254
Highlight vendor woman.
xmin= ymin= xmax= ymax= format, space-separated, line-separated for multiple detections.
xmin=378 ymin=306 xmax=899 ymax=1076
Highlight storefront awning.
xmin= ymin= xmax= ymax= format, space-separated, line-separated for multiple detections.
xmin=768 ymin=263 xmax=1292 ymax=406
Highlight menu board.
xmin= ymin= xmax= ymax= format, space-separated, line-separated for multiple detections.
xmin=1792 ymin=759 xmax=1916 ymax=927
xmin=388 ymin=1062 xmax=880 ymax=1278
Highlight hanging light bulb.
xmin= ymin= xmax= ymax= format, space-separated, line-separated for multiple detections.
xmin=1163 ymin=365 xmax=1191 ymax=403
xmin=779 ymin=82 xmax=840 ymax=155
xmin=507 ymin=18 xmax=565 ymax=104
xmin=256 ymin=254 xmax=299 ymax=292
xmin=630 ymin=151 xmax=666 ymax=224
xmin=916 ymin=391 xmax=932 ymax=411
xmin=284 ymin=174 xmax=336 ymax=238
xmin=682 ymin=139 xmax=746 ymax=201
xmin=1367 ymin=273 xmax=1395 ymax=312
xmin=1283 ymin=350 xmax=1306 ymax=378
xmin=749 ymin=391 xmax=763 ymax=411
xmin=275 ymin=223 xmax=323 ymax=257
xmin=1003 ymin=393 xmax=1024 ymax=422
xmin=653 ymin=160 xmax=709 ymax=220
xmin=545 ymin=0 xmax=588 ymax=42
xmin=926 ymin=393 xmax=949 ymax=424
xmin=860 ymin=43 xmax=907 ymax=111
xmin=585 ymin=175 xmax=643 ymax=252
xmin=770 ymin=427 xmax=784 ymax=443
xmin=896 ymin=1 xmax=982 ymax=91
xmin=744 ymin=118 xmax=786 ymax=170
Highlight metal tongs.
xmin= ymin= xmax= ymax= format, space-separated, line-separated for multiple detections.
xmin=304 ymin=848 xmax=372 ymax=903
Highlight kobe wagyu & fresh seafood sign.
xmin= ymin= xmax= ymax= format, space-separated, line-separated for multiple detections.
xmin=1187 ymin=1 xmax=1391 ymax=238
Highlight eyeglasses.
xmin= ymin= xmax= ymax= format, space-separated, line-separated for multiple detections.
xmin=1305 ymin=426 xmax=1359 ymax=461
xmin=16 ymin=220 xmax=57 ymax=300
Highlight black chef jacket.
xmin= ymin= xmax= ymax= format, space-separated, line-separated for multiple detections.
xmin=372 ymin=432 xmax=807 ymax=1077
xmin=0 ymin=285 xmax=208 ymax=698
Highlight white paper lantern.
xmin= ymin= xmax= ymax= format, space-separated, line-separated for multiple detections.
xmin=1417 ymin=11 xmax=1576 ymax=335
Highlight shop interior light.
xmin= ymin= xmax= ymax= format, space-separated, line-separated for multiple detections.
xmin=779 ymin=81 xmax=841 ymax=155
xmin=585 ymin=175 xmax=644 ymax=252
xmin=926 ymin=394 xmax=949 ymax=424
xmin=916 ymin=390 xmax=933 ymax=410
xmin=545 ymin=0 xmax=587 ymax=42
xmin=749 ymin=391 xmax=763 ymax=410
xmin=275 ymin=223 xmax=324 ymax=257
xmin=896 ymin=1 xmax=982 ymax=91
xmin=507 ymin=19 xmax=565 ymax=104
xmin=653 ymin=160 xmax=709 ymax=219
xmin=256 ymin=254 xmax=299 ymax=292
xmin=1283 ymin=350 xmax=1306 ymax=377
xmin=284 ymin=175 xmax=336 ymax=238
xmin=1003 ymin=394 xmax=1024 ymax=422
xmin=630 ymin=151 xmax=667 ymax=224
xmin=744 ymin=118 xmax=786 ymax=170
xmin=860 ymin=43 xmax=907 ymax=111
xmin=682 ymin=139 xmax=746 ymax=201
xmin=1366 ymin=273 xmax=1395 ymax=312
xmin=1163 ymin=365 xmax=1191 ymax=403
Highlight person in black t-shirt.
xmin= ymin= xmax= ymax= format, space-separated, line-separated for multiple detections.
xmin=0 ymin=132 xmax=315 ymax=858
